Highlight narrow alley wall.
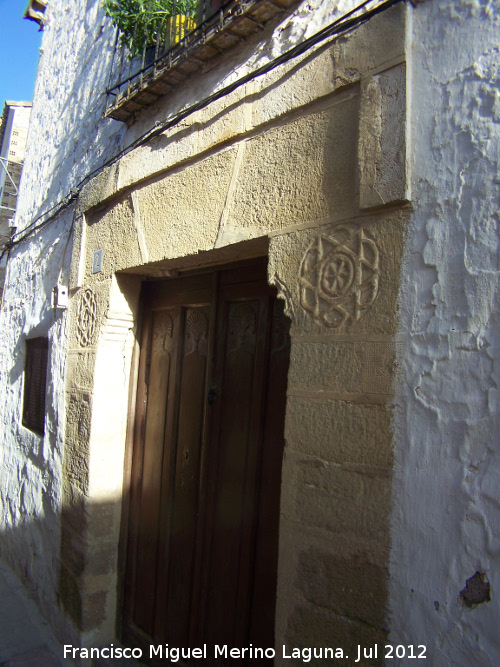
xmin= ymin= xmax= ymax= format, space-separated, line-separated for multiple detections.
xmin=390 ymin=1 xmax=500 ymax=663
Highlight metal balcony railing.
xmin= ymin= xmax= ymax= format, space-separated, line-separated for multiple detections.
xmin=105 ymin=0 xmax=296 ymax=122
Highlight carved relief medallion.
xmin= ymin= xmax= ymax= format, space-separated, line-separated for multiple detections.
xmin=153 ymin=312 xmax=174 ymax=358
xmin=185 ymin=309 xmax=208 ymax=356
xmin=299 ymin=223 xmax=380 ymax=328
xmin=76 ymin=288 xmax=98 ymax=347
xmin=228 ymin=302 xmax=257 ymax=352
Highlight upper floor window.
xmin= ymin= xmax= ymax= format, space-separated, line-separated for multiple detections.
xmin=22 ymin=337 xmax=49 ymax=435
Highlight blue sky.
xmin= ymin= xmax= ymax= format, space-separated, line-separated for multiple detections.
xmin=0 ymin=0 xmax=43 ymax=105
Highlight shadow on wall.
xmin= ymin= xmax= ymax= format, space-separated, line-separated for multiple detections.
xmin=0 ymin=553 xmax=64 ymax=666
xmin=0 ymin=499 xmax=147 ymax=666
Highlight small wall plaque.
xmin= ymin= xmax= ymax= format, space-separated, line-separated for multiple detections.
xmin=92 ymin=249 xmax=103 ymax=274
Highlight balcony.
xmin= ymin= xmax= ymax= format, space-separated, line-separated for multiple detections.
xmin=105 ymin=0 xmax=296 ymax=123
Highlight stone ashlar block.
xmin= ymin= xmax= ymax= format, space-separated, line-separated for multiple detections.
xmin=296 ymin=548 xmax=388 ymax=629
xmin=285 ymin=397 xmax=393 ymax=468
xmin=284 ymin=601 xmax=387 ymax=667
xmin=60 ymin=510 xmax=87 ymax=579
xmin=59 ymin=561 xmax=110 ymax=632
xmin=61 ymin=479 xmax=87 ymax=514
xmin=86 ymin=501 xmax=120 ymax=541
xmin=250 ymin=45 xmax=348 ymax=129
xmin=82 ymin=542 xmax=117 ymax=580
xmin=228 ymin=92 xmax=359 ymax=233
xmin=67 ymin=279 xmax=112 ymax=352
xmin=359 ymin=63 xmax=407 ymax=209
xmin=287 ymin=338 xmax=399 ymax=397
xmin=81 ymin=590 xmax=108 ymax=633
xmin=76 ymin=8 xmax=406 ymax=219
xmin=338 ymin=2 xmax=406 ymax=76
xmin=60 ymin=503 xmax=118 ymax=584
xmin=64 ymin=392 xmax=92 ymax=492
xmin=66 ymin=349 xmax=96 ymax=393
xmin=84 ymin=197 xmax=142 ymax=280
xmin=281 ymin=450 xmax=392 ymax=546
xmin=133 ymin=148 xmax=235 ymax=265
xmin=252 ymin=4 xmax=406 ymax=129
xmin=59 ymin=562 xmax=83 ymax=629
xmin=77 ymin=163 xmax=120 ymax=216
xmin=268 ymin=210 xmax=408 ymax=336
xmin=63 ymin=440 xmax=90 ymax=495
xmin=116 ymin=86 xmax=248 ymax=195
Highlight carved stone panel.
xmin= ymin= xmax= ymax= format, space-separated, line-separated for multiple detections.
xmin=76 ymin=288 xmax=98 ymax=347
xmin=299 ymin=223 xmax=380 ymax=328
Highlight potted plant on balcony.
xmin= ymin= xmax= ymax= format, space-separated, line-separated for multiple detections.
xmin=103 ymin=0 xmax=197 ymax=58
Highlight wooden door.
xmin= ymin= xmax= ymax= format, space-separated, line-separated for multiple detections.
xmin=122 ymin=259 xmax=290 ymax=664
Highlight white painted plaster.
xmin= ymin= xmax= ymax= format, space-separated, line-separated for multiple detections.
xmin=0 ymin=207 xmax=77 ymax=644
xmin=390 ymin=1 xmax=500 ymax=663
xmin=15 ymin=0 xmax=125 ymax=230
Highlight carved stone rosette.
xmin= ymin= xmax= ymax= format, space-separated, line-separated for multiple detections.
xmin=299 ymin=223 xmax=380 ymax=328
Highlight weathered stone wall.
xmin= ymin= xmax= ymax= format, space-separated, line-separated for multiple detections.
xmin=270 ymin=210 xmax=406 ymax=663
xmin=3 ymin=0 xmax=499 ymax=662
xmin=15 ymin=0 xmax=379 ymax=233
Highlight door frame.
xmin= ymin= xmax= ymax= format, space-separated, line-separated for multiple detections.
xmin=116 ymin=255 xmax=287 ymax=650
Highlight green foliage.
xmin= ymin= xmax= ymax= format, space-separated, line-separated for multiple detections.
xmin=103 ymin=0 xmax=197 ymax=56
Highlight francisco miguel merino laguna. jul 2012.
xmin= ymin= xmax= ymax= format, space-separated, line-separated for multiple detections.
xmin=64 ymin=643 xmax=358 ymax=662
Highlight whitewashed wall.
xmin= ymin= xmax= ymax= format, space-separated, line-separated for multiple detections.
xmin=15 ymin=0 xmax=124 ymax=229
xmin=0 ymin=208 xmax=73 ymax=637
xmin=390 ymin=1 xmax=500 ymax=664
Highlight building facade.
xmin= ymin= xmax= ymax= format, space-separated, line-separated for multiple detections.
xmin=0 ymin=0 xmax=499 ymax=664
xmin=0 ymin=101 xmax=32 ymax=291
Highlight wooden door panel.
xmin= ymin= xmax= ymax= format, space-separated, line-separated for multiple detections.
xmin=126 ymin=281 xmax=213 ymax=645
xmin=133 ymin=306 xmax=181 ymax=636
xmin=123 ymin=262 xmax=290 ymax=664
xmin=143 ymin=275 xmax=212 ymax=308
xmin=204 ymin=299 xmax=264 ymax=646
xmin=158 ymin=305 xmax=211 ymax=645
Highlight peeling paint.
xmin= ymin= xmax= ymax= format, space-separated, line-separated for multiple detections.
xmin=390 ymin=1 xmax=500 ymax=664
